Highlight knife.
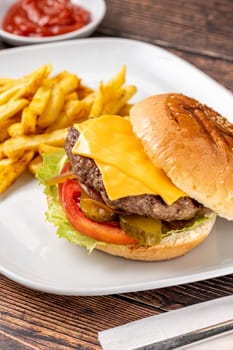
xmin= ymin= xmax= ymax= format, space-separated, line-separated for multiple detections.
xmin=98 ymin=295 xmax=233 ymax=350
xmin=133 ymin=318 xmax=233 ymax=350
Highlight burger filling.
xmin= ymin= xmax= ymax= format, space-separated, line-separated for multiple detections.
xmin=63 ymin=127 xmax=212 ymax=244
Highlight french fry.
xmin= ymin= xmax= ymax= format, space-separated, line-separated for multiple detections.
xmin=20 ymin=83 xmax=53 ymax=135
xmin=0 ymin=64 xmax=137 ymax=194
xmin=0 ymin=83 xmax=25 ymax=105
xmin=46 ymin=99 xmax=84 ymax=132
xmin=78 ymin=84 xmax=94 ymax=99
xmin=28 ymin=154 xmax=43 ymax=175
xmin=0 ymin=99 xmax=28 ymax=129
xmin=37 ymin=83 xmax=66 ymax=128
xmin=19 ymin=64 xmax=52 ymax=98
xmin=70 ymin=99 xmax=93 ymax=122
xmin=3 ymin=128 xmax=67 ymax=158
xmin=118 ymin=103 xmax=134 ymax=116
xmin=28 ymin=83 xmax=51 ymax=115
xmin=46 ymin=91 xmax=95 ymax=132
xmin=20 ymin=64 xmax=52 ymax=86
xmin=7 ymin=122 xmax=23 ymax=138
xmin=21 ymin=106 xmax=37 ymax=135
xmin=58 ymin=71 xmax=80 ymax=95
xmin=107 ymin=65 xmax=126 ymax=90
xmin=0 ymin=78 xmax=15 ymax=86
xmin=89 ymin=65 xmax=137 ymax=117
xmin=0 ymin=115 xmax=21 ymax=143
xmin=0 ymin=150 xmax=34 ymax=193
xmin=38 ymin=144 xmax=62 ymax=155
xmin=0 ymin=64 xmax=52 ymax=105
xmin=0 ymin=144 xmax=5 ymax=160
xmin=89 ymin=82 xmax=104 ymax=118
xmin=37 ymin=71 xmax=80 ymax=129
xmin=110 ymin=85 xmax=137 ymax=114
xmin=65 ymin=92 xmax=79 ymax=102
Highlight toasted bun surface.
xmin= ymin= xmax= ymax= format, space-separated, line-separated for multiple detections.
xmin=130 ymin=94 xmax=233 ymax=220
xmin=96 ymin=213 xmax=216 ymax=261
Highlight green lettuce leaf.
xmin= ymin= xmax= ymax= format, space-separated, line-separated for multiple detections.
xmin=37 ymin=150 xmax=212 ymax=251
xmin=37 ymin=150 xmax=105 ymax=252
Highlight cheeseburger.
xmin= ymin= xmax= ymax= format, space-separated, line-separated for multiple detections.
xmin=39 ymin=93 xmax=233 ymax=261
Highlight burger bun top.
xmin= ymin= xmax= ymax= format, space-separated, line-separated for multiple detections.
xmin=130 ymin=93 xmax=233 ymax=220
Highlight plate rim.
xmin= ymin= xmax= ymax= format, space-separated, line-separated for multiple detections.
xmin=0 ymin=37 xmax=232 ymax=295
xmin=1 ymin=259 xmax=233 ymax=296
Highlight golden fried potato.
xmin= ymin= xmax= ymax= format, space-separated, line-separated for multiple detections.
xmin=0 ymin=116 xmax=20 ymax=143
xmin=107 ymin=64 xmax=126 ymax=90
xmin=36 ymin=71 xmax=80 ymax=129
xmin=0 ymin=84 xmax=24 ymax=105
xmin=0 ymin=78 xmax=15 ymax=87
xmin=37 ymin=84 xmax=66 ymax=129
xmin=7 ymin=122 xmax=23 ymax=138
xmin=21 ymin=107 xmax=37 ymax=135
xmin=3 ymin=128 xmax=67 ymax=158
xmin=118 ymin=103 xmax=134 ymax=116
xmin=0 ymin=64 xmax=137 ymax=194
xmin=65 ymin=92 xmax=79 ymax=102
xmin=28 ymin=154 xmax=43 ymax=175
xmin=109 ymin=85 xmax=137 ymax=114
xmin=89 ymin=65 xmax=137 ymax=118
xmin=0 ymin=64 xmax=52 ymax=105
xmin=57 ymin=71 xmax=80 ymax=95
xmin=0 ymin=99 xmax=28 ymax=128
xmin=0 ymin=151 xmax=34 ymax=193
xmin=0 ymin=144 xmax=5 ymax=160
xmin=38 ymin=144 xmax=62 ymax=156
xmin=77 ymin=84 xmax=94 ymax=99
xmin=46 ymin=90 xmax=96 ymax=132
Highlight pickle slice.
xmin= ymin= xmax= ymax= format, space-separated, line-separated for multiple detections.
xmin=80 ymin=192 xmax=117 ymax=223
xmin=120 ymin=215 xmax=162 ymax=245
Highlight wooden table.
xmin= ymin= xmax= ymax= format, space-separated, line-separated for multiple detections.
xmin=0 ymin=1 xmax=233 ymax=349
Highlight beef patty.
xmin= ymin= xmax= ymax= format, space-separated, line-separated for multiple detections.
xmin=65 ymin=127 xmax=210 ymax=221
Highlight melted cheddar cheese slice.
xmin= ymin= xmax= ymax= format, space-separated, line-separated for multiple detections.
xmin=73 ymin=115 xmax=185 ymax=205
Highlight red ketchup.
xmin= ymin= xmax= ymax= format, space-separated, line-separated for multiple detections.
xmin=2 ymin=0 xmax=91 ymax=37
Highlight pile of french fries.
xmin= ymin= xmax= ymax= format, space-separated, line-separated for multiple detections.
xmin=0 ymin=64 xmax=137 ymax=194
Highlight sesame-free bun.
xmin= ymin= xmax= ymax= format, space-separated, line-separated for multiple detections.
xmin=96 ymin=213 xmax=216 ymax=261
xmin=130 ymin=93 xmax=233 ymax=220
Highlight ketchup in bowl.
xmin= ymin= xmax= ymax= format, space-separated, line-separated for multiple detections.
xmin=2 ymin=0 xmax=91 ymax=37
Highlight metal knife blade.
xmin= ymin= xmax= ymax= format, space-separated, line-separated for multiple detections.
xmin=133 ymin=319 xmax=233 ymax=350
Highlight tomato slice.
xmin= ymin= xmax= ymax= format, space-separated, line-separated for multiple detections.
xmin=58 ymin=163 xmax=138 ymax=245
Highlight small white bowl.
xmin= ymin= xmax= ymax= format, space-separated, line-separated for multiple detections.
xmin=0 ymin=0 xmax=106 ymax=46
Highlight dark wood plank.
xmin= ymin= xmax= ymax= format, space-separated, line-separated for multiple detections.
xmin=1 ymin=274 xmax=232 ymax=349
xmin=0 ymin=275 xmax=157 ymax=350
xmin=99 ymin=0 xmax=233 ymax=92
xmin=121 ymin=275 xmax=233 ymax=310
xmin=100 ymin=0 xmax=233 ymax=60
xmin=170 ymin=48 xmax=233 ymax=92
xmin=0 ymin=332 xmax=38 ymax=350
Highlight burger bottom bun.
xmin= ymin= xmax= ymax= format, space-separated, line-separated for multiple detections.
xmin=96 ymin=213 xmax=216 ymax=261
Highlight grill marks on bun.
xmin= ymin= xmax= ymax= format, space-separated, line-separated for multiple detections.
xmin=167 ymin=94 xmax=233 ymax=159
xmin=59 ymin=93 xmax=232 ymax=260
xmin=130 ymin=93 xmax=233 ymax=220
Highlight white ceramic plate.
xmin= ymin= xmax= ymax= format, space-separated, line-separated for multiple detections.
xmin=0 ymin=0 xmax=106 ymax=46
xmin=0 ymin=38 xmax=233 ymax=296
